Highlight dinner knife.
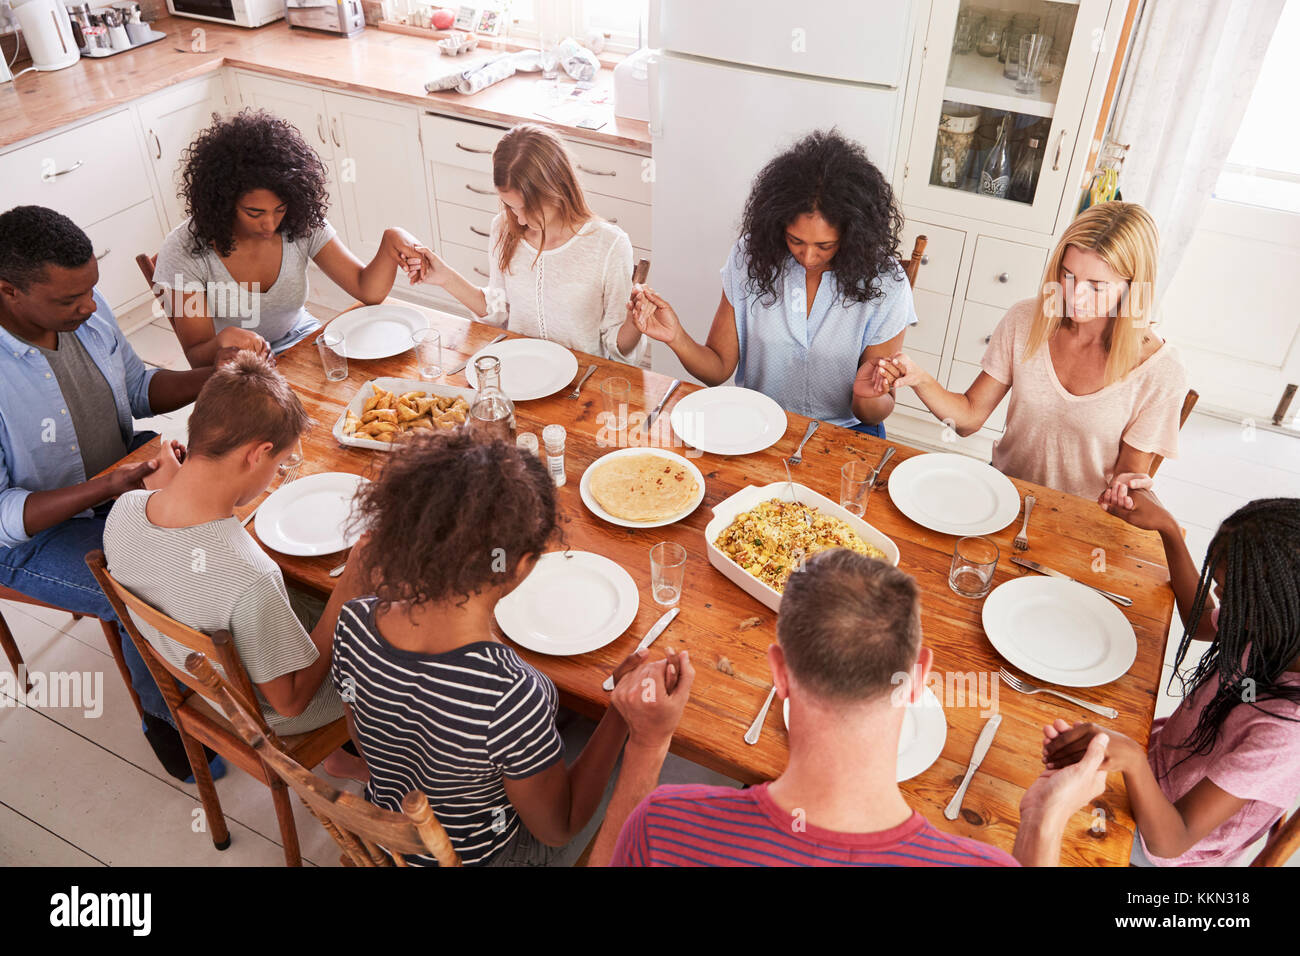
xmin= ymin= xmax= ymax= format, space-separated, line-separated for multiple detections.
xmin=944 ymin=714 xmax=1002 ymax=820
xmin=869 ymin=446 xmax=896 ymax=486
xmin=603 ymin=606 xmax=679 ymax=691
xmin=642 ymin=379 xmax=680 ymax=434
xmin=1010 ymin=555 xmax=1133 ymax=607
xmin=448 ymin=332 xmax=507 ymax=376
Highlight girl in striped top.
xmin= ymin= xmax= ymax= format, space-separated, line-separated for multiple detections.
xmin=331 ymin=431 xmax=639 ymax=865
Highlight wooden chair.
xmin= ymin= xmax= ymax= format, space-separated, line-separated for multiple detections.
xmin=902 ymin=235 xmax=928 ymax=289
xmin=1251 ymin=808 xmax=1300 ymax=867
xmin=184 ymin=651 xmax=460 ymax=867
xmin=86 ymin=550 xmax=349 ymax=866
xmin=1148 ymin=388 xmax=1199 ymax=477
xmin=0 ymin=584 xmax=143 ymax=717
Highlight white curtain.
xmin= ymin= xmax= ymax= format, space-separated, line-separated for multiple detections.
xmin=1111 ymin=0 xmax=1285 ymax=298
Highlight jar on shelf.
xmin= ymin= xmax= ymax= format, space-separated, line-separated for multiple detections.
xmin=931 ymin=106 xmax=982 ymax=189
xmin=976 ymin=12 xmax=1009 ymax=57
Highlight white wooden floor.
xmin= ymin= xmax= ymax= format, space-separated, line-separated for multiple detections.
xmin=2 ymin=300 xmax=1296 ymax=866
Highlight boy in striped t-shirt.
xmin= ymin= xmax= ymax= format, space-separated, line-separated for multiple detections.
xmin=591 ymin=550 xmax=1110 ymax=867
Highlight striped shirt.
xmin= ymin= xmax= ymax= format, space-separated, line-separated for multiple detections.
xmin=610 ymin=783 xmax=1020 ymax=867
xmin=103 ymin=490 xmax=342 ymax=734
xmin=331 ymin=597 xmax=565 ymax=866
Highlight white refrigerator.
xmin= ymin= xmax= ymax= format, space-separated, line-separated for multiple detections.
xmin=647 ymin=0 xmax=916 ymax=382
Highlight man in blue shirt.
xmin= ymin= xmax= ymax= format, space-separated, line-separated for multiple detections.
xmin=0 ymin=205 xmax=238 ymax=781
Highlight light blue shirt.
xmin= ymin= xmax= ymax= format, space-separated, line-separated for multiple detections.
xmin=722 ymin=239 xmax=918 ymax=428
xmin=0 ymin=290 xmax=157 ymax=549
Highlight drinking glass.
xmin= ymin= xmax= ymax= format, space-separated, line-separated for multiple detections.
xmin=278 ymin=439 xmax=303 ymax=477
xmin=949 ymin=536 xmax=999 ymax=598
xmin=952 ymin=8 xmax=980 ymax=55
xmin=412 ymin=328 xmax=442 ymax=380
xmin=976 ymin=14 xmax=1006 ymax=56
xmin=601 ymin=376 xmax=631 ymax=434
xmin=650 ymin=541 xmax=687 ymax=606
xmin=1016 ymin=34 xmax=1052 ymax=95
xmin=840 ymin=460 xmax=874 ymax=516
xmin=316 ymin=330 xmax=347 ymax=382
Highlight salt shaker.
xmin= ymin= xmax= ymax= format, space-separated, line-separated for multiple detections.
xmin=515 ymin=432 xmax=539 ymax=458
xmin=542 ymin=424 xmax=566 ymax=487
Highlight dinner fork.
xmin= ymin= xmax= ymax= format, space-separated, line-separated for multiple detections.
xmin=1013 ymin=495 xmax=1036 ymax=552
xmin=999 ymin=667 xmax=1118 ymax=719
xmin=788 ymin=420 xmax=819 ymax=465
xmin=241 ymin=464 xmax=300 ymax=528
xmin=782 ymin=459 xmax=813 ymax=528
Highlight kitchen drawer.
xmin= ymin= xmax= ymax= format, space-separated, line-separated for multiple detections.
xmin=893 ymin=349 xmax=941 ymax=414
xmin=441 ymin=239 xmax=491 ymax=284
xmin=908 ymin=289 xmax=951 ymax=357
xmin=952 ymin=300 xmax=1008 ymax=367
xmin=965 ymin=236 xmax=1047 ymax=310
xmin=0 ymin=110 xmax=152 ymax=230
xmin=438 ymin=201 xmax=496 ymax=251
xmin=900 ymin=218 xmax=964 ymax=297
xmin=84 ymin=199 xmax=166 ymax=312
xmin=946 ymin=359 xmax=1006 ymax=432
xmin=587 ymin=193 xmax=651 ymax=250
xmin=431 ymin=162 xmax=499 ymax=211
xmin=421 ymin=113 xmax=501 ymax=174
xmin=566 ymin=139 xmax=652 ymax=204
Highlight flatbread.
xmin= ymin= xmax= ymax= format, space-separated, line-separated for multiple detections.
xmin=588 ymin=454 xmax=699 ymax=522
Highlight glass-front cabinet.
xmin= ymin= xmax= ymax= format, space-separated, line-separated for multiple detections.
xmin=903 ymin=0 xmax=1111 ymax=233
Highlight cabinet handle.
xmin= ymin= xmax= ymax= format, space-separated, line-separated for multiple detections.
xmin=330 ymin=117 xmax=342 ymax=148
xmin=1052 ymin=130 xmax=1067 ymax=171
xmin=997 ymin=272 xmax=1009 ymax=283
xmin=44 ymin=159 xmax=84 ymax=179
xmin=465 ymin=183 xmax=496 ymax=196
xmin=474 ymin=266 xmax=488 ymax=277
xmin=577 ymin=164 xmax=616 ymax=177
xmin=920 ymin=254 xmax=929 ymax=265
xmin=455 ymin=141 xmax=492 ymax=155
xmin=983 ymin=334 xmax=992 ymax=344
xmin=95 ymin=247 xmax=111 ymax=260
xmin=316 ymin=114 xmax=327 ymax=146
xmin=469 ymin=225 xmax=490 ymax=237
xmin=606 ymin=217 xmax=618 ymax=224
xmin=149 ymin=129 xmax=162 ymax=160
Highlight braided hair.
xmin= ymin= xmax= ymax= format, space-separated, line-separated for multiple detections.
xmin=1166 ymin=497 xmax=1300 ymax=770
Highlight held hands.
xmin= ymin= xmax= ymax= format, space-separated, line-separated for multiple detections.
xmin=870 ymin=353 xmax=931 ymax=395
xmin=383 ymin=228 xmax=428 ymax=285
xmin=1097 ymin=473 xmax=1172 ymax=532
xmin=627 ymin=285 xmax=682 ymax=346
xmin=1020 ymin=723 xmax=1110 ymax=826
xmin=142 ymin=439 xmax=187 ymax=492
xmin=214 ymin=325 xmax=272 ymax=361
xmin=1042 ymin=718 xmax=1144 ymax=775
xmin=610 ymin=646 xmax=695 ymax=748
xmin=410 ymin=244 xmax=455 ymax=287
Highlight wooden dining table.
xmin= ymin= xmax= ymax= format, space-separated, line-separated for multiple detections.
xmin=120 ymin=301 xmax=1177 ymax=866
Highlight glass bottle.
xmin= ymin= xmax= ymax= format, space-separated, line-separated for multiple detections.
xmin=469 ymin=355 xmax=516 ymax=443
xmin=1009 ymin=137 xmax=1041 ymax=203
xmin=978 ymin=116 xmax=1012 ymax=199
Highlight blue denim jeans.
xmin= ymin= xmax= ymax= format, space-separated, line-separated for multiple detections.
xmin=849 ymin=420 xmax=886 ymax=439
xmin=0 ymin=436 xmax=172 ymax=723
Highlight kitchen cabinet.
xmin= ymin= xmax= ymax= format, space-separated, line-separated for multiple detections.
xmin=135 ymin=76 xmax=227 ymax=231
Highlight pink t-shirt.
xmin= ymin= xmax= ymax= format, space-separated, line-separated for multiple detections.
xmin=981 ymin=299 xmax=1188 ymax=498
xmin=1142 ymin=667 xmax=1300 ymax=866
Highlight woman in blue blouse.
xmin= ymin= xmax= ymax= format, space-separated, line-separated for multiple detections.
xmin=630 ymin=130 xmax=917 ymax=437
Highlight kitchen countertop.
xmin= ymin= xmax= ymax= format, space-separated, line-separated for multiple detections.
xmin=0 ymin=17 xmax=651 ymax=152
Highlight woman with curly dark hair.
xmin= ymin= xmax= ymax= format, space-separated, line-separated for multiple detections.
xmin=630 ymin=129 xmax=917 ymax=436
xmin=329 ymin=430 xmax=683 ymax=866
xmin=152 ymin=109 xmax=425 ymax=367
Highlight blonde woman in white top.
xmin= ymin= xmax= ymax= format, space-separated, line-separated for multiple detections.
xmin=414 ymin=123 xmax=645 ymax=365
xmin=873 ymin=203 xmax=1188 ymax=499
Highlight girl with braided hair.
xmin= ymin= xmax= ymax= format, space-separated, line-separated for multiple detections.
xmin=1043 ymin=484 xmax=1300 ymax=866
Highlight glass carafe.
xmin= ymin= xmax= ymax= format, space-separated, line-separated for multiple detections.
xmin=469 ymin=355 xmax=516 ymax=442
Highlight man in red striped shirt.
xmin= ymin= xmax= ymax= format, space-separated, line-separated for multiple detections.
xmin=590 ymin=549 xmax=1110 ymax=867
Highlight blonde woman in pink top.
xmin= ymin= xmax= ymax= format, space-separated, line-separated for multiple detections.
xmin=872 ymin=203 xmax=1188 ymax=499
xmin=1046 ymin=494 xmax=1300 ymax=867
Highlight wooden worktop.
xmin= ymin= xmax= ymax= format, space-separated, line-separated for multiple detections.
xmin=0 ymin=17 xmax=651 ymax=152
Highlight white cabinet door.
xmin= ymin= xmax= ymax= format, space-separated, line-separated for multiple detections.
xmin=84 ymin=200 xmax=166 ymax=312
xmin=325 ymin=92 xmax=433 ymax=264
xmin=136 ymin=76 xmax=225 ymax=231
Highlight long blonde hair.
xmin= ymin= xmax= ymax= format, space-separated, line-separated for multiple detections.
xmin=1025 ymin=202 xmax=1160 ymax=387
xmin=492 ymin=124 xmax=594 ymax=273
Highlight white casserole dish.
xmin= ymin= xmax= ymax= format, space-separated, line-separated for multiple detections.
xmin=330 ymin=377 xmax=476 ymax=451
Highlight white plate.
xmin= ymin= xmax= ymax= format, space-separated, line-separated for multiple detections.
xmin=784 ymin=686 xmax=946 ymax=782
xmin=494 ymin=552 xmax=639 ymax=656
xmin=887 ymin=452 xmax=1021 ymax=536
xmin=669 ymin=386 xmax=788 ymax=456
xmin=705 ymin=482 xmax=900 ymax=613
xmin=254 ymin=472 xmax=368 ymax=556
xmin=326 ymin=305 xmax=429 ymax=360
xmin=982 ymin=577 xmax=1137 ymax=687
xmin=465 ymin=338 xmax=579 ymax=401
xmin=579 ymin=448 xmax=706 ymax=529
xmin=332 ymin=378 xmax=476 ymax=451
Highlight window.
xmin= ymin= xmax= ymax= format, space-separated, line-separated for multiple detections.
xmin=580 ymin=0 xmax=649 ymax=51
xmin=1213 ymin=0 xmax=1300 ymax=214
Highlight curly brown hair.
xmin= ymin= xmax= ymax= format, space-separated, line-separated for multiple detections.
xmin=351 ymin=431 xmax=558 ymax=608
xmin=179 ymin=109 xmax=331 ymax=258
